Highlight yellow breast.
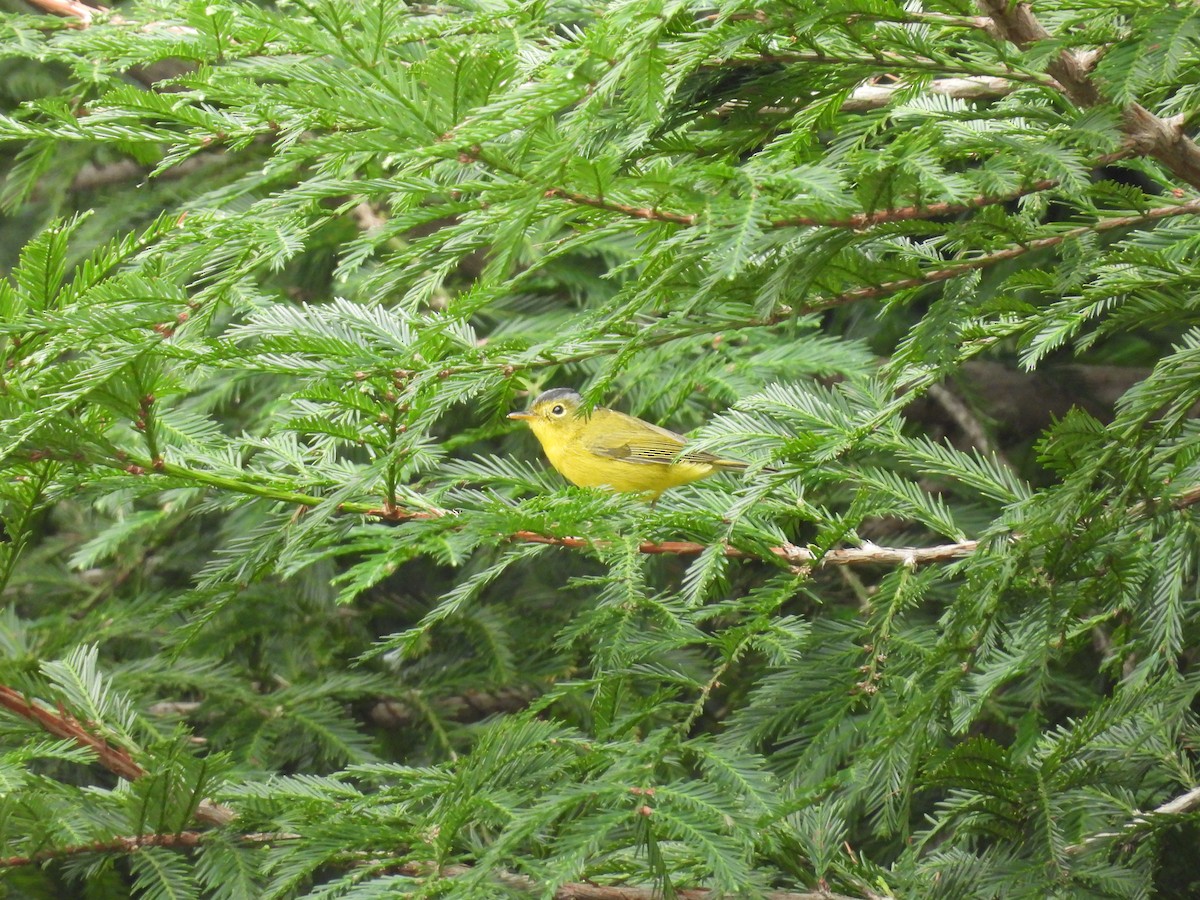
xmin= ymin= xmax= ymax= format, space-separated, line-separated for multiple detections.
xmin=529 ymin=419 xmax=718 ymax=498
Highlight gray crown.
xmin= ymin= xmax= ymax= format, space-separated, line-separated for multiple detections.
xmin=531 ymin=388 xmax=581 ymax=406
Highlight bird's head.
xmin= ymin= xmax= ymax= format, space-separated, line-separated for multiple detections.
xmin=508 ymin=388 xmax=585 ymax=439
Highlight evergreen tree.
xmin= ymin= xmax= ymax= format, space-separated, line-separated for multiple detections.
xmin=2 ymin=0 xmax=1200 ymax=896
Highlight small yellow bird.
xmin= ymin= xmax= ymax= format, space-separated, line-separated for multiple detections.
xmin=508 ymin=388 xmax=748 ymax=499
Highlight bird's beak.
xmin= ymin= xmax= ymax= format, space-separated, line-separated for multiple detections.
xmin=507 ymin=411 xmax=534 ymax=420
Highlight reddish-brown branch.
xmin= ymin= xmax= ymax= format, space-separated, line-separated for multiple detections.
xmin=1 ymin=831 xmax=201 ymax=868
xmin=549 ymin=151 xmax=1135 ymax=233
xmin=507 ymin=478 xmax=1200 ymax=571
xmin=771 ymin=148 xmax=1131 ymax=229
xmin=773 ymin=180 xmax=1061 ymax=229
xmin=802 ymin=196 xmax=1200 ymax=313
xmin=0 ymin=685 xmax=235 ymax=826
xmin=0 ymin=685 xmax=145 ymax=781
xmin=410 ymin=195 xmax=1200 ymax=388
xmin=358 ymin=504 xmax=446 ymax=522
xmin=0 ymin=830 xmax=292 ymax=868
xmin=710 ymin=49 xmax=1050 ymax=86
xmin=1069 ymin=784 xmax=1200 ymax=853
xmin=543 ymin=188 xmax=698 ymax=226
xmin=512 ymin=530 xmax=980 ymax=570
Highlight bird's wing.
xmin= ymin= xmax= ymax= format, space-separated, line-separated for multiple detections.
xmin=582 ymin=410 xmax=744 ymax=468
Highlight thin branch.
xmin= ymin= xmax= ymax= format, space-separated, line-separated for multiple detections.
xmin=0 ymin=830 xmax=292 ymax=868
xmin=838 ymin=74 xmax=1015 ymax=113
xmin=0 ymin=684 xmax=235 ymax=826
xmin=0 ymin=684 xmax=142 ymax=780
xmin=847 ymin=11 xmax=995 ymax=32
xmin=808 ymin=196 xmax=1200 ymax=308
xmin=926 ymin=382 xmax=1002 ymax=460
xmin=394 ymin=863 xmax=870 ymax=900
xmin=409 ymin=194 xmax=1200 ymax=389
xmin=141 ymin=452 xmax=1200 ymax=577
xmin=370 ymin=685 xmax=539 ymax=728
xmin=512 ymin=530 xmax=980 ymax=571
xmin=21 ymin=0 xmax=104 ymax=25
xmin=773 ymin=179 xmax=1060 ymax=230
xmin=543 ymin=188 xmax=697 ymax=226
xmin=1069 ymin=784 xmax=1200 ymax=853
xmin=129 ymin=459 xmax=984 ymax=571
xmin=769 ymin=150 xmax=1133 ymax=229
xmin=0 ymin=831 xmax=871 ymax=899
xmin=139 ymin=460 xmax=450 ymax=521
xmin=709 ymin=49 xmax=1052 ymax=86
xmin=550 ymin=148 xmax=1131 ymax=232
xmin=696 ymin=6 xmax=989 ymax=32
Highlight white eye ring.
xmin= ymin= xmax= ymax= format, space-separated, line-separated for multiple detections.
xmin=551 ymin=404 xmax=565 ymax=415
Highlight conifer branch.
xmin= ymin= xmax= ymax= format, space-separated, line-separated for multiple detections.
xmin=842 ymin=10 xmax=995 ymax=32
xmin=0 ymin=684 xmax=143 ymax=781
xmin=0 ymin=684 xmax=235 ymax=826
xmin=392 ymin=862 xmax=871 ymax=900
xmin=511 ymin=531 xmax=980 ymax=570
xmin=142 ymin=460 xmax=450 ymax=520
xmin=977 ymin=0 xmax=1200 ymax=188
xmin=801 ymin=196 xmax=1200 ymax=309
xmin=838 ymin=75 xmax=1015 ymax=112
xmin=0 ymin=830 xmax=292 ymax=868
xmin=0 ymin=831 xmax=872 ymax=899
xmin=135 ymin=459 xmax=980 ymax=570
xmin=543 ymin=188 xmax=697 ymax=226
xmin=1069 ymin=784 xmax=1200 ymax=853
xmin=370 ymin=685 xmax=539 ymax=727
xmin=549 ymin=152 xmax=1132 ymax=233
xmin=712 ymin=49 xmax=1052 ymax=85
xmin=408 ymin=195 xmax=1200 ymax=388
xmin=770 ymin=151 xmax=1132 ymax=229
xmin=717 ymin=74 xmax=1019 ymax=116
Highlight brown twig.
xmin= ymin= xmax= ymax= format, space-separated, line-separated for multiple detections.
xmin=370 ymin=683 xmax=540 ymax=728
xmin=393 ymin=862 xmax=869 ymax=900
xmin=805 ymin=196 xmax=1200 ymax=310
xmin=0 ymin=685 xmax=235 ymax=826
xmin=543 ymin=188 xmax=697 ymax=226
xmin=772 ymin=179 xmax=1062 ymax=230
xmin=0 ymin=685 xmax=144 ymax=782
xmin=410 ymin=195 xmax=1200 ymax=388
xmin=838 ymin=74 xmax=1015 ymax=113
xmin=0 ymin=831 xmax=870 ymax=899
xmin=512 ymin=530 xmax=980 ymax=571
xmin=0 ymin=830 xmax=293 ymax=868
xmin=1068 ymin=784 xmax=1200 ymax=853
xmin=551 ymin=151 xmax=1132 ymax=233
xmin=926 ymin=383 xmax=1001 ymax=460
xmin=769 ymin=149 xmax=1131 ymax=229
xmin=709 ymin=49 xmax=1051 ymax=86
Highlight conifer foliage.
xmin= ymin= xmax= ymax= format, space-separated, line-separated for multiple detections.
xmin=3 ymin=0 xmax=1200 ymax=896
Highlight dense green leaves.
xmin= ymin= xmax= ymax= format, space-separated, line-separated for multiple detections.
xmin=2 ymin=0 xmax=1200 ymax=897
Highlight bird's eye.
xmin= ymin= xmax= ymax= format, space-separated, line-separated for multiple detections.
xmin=551 ymin=404 xmax=565 ymax=416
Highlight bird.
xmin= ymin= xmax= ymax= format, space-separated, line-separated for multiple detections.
xmin=507 ymin=388 xmax=749 ymax=500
